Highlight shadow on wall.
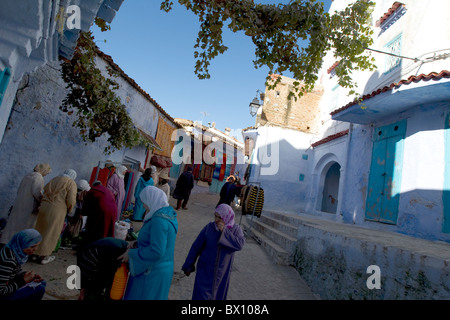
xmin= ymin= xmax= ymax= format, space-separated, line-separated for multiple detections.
xmin=0 ymin=63 xmax=127 ymax=218
xmin=340 ymin=186 xmax=450 ymax=243
xmin=247 ymin=137 xmax=318 ymax=215
xmin=362 ymin=61 xmax=402 ymax=96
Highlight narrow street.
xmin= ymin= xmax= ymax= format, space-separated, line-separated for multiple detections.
xmin=23 ymin=192 xmax=317 ymax=300
xmin=169 ymin=192 xmax=318 ymax=300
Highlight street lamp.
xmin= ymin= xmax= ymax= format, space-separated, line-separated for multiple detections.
xmin=249 ymin=89 xmax=263 ymax=117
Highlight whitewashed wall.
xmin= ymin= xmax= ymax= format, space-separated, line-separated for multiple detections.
xmin=244 ymin=126 xmax=316 ymax=214
xmin=0 ymin=54 xmax=168 ymax=218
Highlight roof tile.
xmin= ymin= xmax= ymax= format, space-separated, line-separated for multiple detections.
xmin=331 ymin=70 xmax=450 ymax=116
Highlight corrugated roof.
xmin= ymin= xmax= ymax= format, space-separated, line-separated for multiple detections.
xmin=331 ymin=70 xmax=450 ymax=116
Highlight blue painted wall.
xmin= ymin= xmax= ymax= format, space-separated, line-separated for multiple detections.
xmin=340 ymin=101 xmax=450 ymax=242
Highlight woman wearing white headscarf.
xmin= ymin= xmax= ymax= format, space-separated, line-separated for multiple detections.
xmin=0 ymin=164 xmax=52 ymax=244
xmin=34 ymin=169 xmax=77 ymax=264
xmin=107 ymin=165 xmax=127 ymax=221
xmin=119 ymin=186 xmax=178 ymax=300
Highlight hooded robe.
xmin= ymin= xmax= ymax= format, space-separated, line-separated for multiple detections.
xmin=0 ymin=164 xmax=51 ymax=244
xmin=34 ymin=170 xmax=77 ymax=257
xmin=124 ymin=186 xmax=178 ymax=300
xmin=81 ymin=184 xmax=117 ymax=246
xmin=182 ymin=204 xmax=245 ymax=300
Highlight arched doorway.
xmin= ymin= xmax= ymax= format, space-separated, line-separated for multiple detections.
xmin=320 ymin=162 xmax=341 ymax=214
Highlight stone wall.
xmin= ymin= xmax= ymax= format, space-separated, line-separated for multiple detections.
xmin=291 ymin=215 xmax=450 ymax=299
xmin=258 ymin=75 xmax=323 ymax=133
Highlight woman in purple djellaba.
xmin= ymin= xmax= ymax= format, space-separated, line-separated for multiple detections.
xmin=182 ymin=204 xmax=245 ymax=300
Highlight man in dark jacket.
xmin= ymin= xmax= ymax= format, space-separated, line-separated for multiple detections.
xmin=217 ymin=175 xmax=238 ymax=207
xmin=172 ymin=167 xmax=194 ymax=210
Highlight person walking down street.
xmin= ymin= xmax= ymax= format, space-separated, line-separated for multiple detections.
xmin=34 ymin=169 xmax=77 ymax=265
xmin=132 ymin=168 xmax=154 ymax=221
xmin=107 ymin=165 xmax=127 ymax=221
xmin=77 ymin=237 xmax=130 ymax=300
xmin=172 ymin=167 xmax=194 ymax=210
xmin=120 ymin=186 xmax=178 ymax=300
xmin=81 ymin=182 xmax=117 ymax=247
xmin=217 ymin=175 xmax=238 ymax=207
xmin=182 ymin=204 xmax=245 ymax=300
xmin=0 ymin=164 xmax=52 ymax=245
xmin=0 ymin=229 xmax=46 ymax=300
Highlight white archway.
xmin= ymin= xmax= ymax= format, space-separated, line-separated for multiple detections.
xmin=313 ymin=153 xmax=342 ymax=214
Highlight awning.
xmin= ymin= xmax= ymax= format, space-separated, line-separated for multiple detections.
xmin=137 ymin=127 xmax=163 ymax=151
xmin=331 ymin=70 xmax=450 ymax=125
xmin=150 ymin=154 xmax=173 ymax=168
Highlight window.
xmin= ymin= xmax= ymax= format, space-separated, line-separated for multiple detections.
xmin=330 ymin=84 xmax=340 ymax=112
xmin=0 ymin=67 xmax=11 ymax=106
xmin=384 ymin=34 xmax=402 ymax=74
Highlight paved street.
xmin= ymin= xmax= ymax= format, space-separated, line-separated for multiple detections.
xmin=168 ymin=192 xmax=318 ymax=300
xmin=22 ymin=191 xmax=318 ymax=300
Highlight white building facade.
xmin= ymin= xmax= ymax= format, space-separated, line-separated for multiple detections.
xmin=245 ymin=0 xmax=450 ymax=243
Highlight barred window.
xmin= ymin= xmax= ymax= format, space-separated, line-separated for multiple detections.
xmin=384 ymin=34 xmax=402 ymax=74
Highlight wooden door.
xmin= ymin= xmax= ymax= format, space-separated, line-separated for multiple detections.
xmin=365 ymin=120 xmax=406 ymax=224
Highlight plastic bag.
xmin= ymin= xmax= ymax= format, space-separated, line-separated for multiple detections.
xmin=114 ymin=221 xmax=130 ymax=240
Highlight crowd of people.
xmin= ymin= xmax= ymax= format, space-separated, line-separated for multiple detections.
xmin=0 ymin=163 xmax=245 ymax=301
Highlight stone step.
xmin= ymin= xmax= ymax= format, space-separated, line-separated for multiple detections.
xmin=265 ymin=210 xmax=307 ymax=227
xmin=243 ymin=223 xmax=292 ymax=266
xmin=241 ymin=215 xmax=295 ymax=266
xmin=250 ymin=218 xmax=298 ymax=254
xmin=259 ymin=214 xmax=299 ymax=239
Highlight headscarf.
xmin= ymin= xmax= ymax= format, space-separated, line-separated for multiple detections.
xmin=34 ymin=163 xmax=52 ymax=176
xmin=62 ymin=169 xmax=77 ymax=181
xmin=215 ymin=204 xmax=235 ymax=230
xmin=116 ymin=166 xmax=127 ymax=179
xmin=140 ymin=186 xmax=169 ymax=222
xmin=6 ymin=229 xmax=42 ymax=265
xmin=77 ymin=179 xmax=91 ymax=192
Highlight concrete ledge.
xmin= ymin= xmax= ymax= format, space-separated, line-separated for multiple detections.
xmin=281 ymin=212 xmax=450 ymax=299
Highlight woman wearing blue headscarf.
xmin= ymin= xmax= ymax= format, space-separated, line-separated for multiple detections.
xmin=132 ymin=168 xmax=154 ymax=221
xmin=0 ymin=229 xmax=46 ymax=300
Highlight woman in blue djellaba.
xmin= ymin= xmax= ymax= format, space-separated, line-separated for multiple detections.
xmin=132 ymin=168 xmax=154 ymax=221
xmin=119 ymin=186 xmax=178 ymax=300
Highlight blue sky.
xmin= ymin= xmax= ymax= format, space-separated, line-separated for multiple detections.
xmin=92 ymin=0 xmax=332 ymax=141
